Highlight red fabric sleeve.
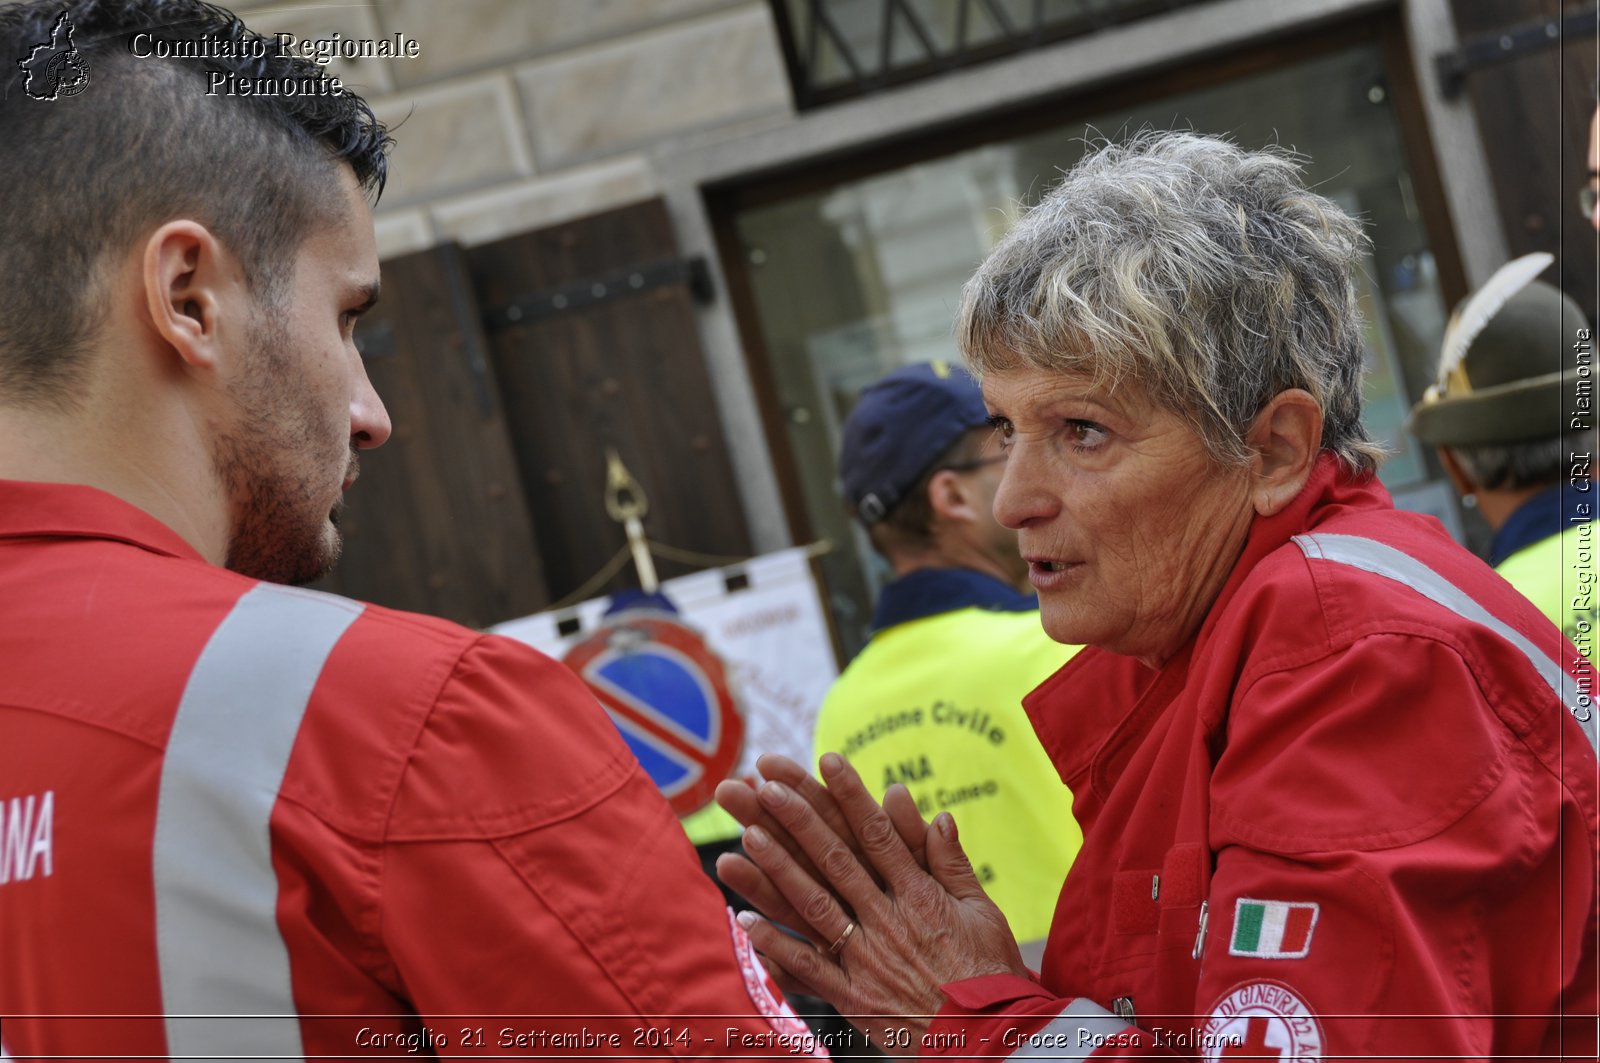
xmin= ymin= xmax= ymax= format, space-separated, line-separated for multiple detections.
xmin=379 ymin=635 xmax=824 ymax=1057
xmin=926 ymin=978 xmax=1170 ymax=1059
xmin=925 ymin=976 xmax=1162 ymax=1058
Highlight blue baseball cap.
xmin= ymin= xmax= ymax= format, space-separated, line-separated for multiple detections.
xmin=838 ymin=360 xmax=991 ymax=526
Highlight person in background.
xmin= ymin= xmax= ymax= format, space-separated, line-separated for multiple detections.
xmin=0 ymin=1 xmax=816 ymax=1057
xmin=1408 ymin=260 xmax=1596 ymax=643
xmin=818 ymin=360 xmax=1081 ymax=953
xmin=717 ymin=132 xmax=1598 ymax=1060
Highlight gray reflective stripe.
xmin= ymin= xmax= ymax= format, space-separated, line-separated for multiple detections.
xmin=154 ymin=584 xmax=364 ymax=1061
xmin=1006 ymin=998 xmax=1134 ymax=1060
xmin=1295 ymin=532 xmax=1598 ymax=752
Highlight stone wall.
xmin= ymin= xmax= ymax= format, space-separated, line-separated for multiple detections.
xmin=229 ymin=0 xmax=796 ymax=259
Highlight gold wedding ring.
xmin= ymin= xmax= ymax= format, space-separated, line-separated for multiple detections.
xmin=827 ymin=920 xmax=857 ymax=957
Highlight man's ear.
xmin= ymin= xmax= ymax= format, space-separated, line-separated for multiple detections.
xmin=1436 ymin=446 xmax=1475 ymax=498
xmin=927 ymin=468 xmax=979 ymax=526
xmin=1244 ymin=388 xmax=1323 ymax=516
xmin=142 ymin=220 xmax=236 ymax=370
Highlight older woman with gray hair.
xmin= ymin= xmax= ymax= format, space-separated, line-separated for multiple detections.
xmin=717 ymin=133 xmax=1598 ymax=1060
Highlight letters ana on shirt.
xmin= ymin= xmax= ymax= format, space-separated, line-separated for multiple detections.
xmin=0 ymin=791 xmax=54 ymax=886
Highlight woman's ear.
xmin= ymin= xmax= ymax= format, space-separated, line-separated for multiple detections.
xmin=142 ymin=220 xmax=232 ymax=371
xmin=1245 ymin=389 xmax=1323 ymax=516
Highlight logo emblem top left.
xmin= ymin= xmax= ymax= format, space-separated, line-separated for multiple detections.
xmin=18 ymin=9 xmax=91 ymax=101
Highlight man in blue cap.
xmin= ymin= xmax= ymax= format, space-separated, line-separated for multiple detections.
xmin=814 ymin=360 xmax=1081 ymax=956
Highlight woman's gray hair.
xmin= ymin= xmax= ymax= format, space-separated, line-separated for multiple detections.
xmin=958 ymin=131 xmax=1383 ymax=474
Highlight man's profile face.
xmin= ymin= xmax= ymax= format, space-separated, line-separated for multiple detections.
xmin=213 ymin=168 xmax=390 ymax=584
xmin=963 ymin=434 xmax=1028 ymax=587
xmin=1588 ymin=106 xmax=1600 ymax=232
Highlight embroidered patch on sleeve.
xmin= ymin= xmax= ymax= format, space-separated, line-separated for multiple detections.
xmin=1228 ymin=898 xmax=1319 ymax=959
xmin=1202 ymin=980 xmax=1324 ymax=1061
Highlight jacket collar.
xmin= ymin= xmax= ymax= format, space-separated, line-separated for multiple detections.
xmin=0 ymin=479 xmax=206 ymax=562
xmin=1490 ymin=483 xmax=1594 ymax=566
xmin=869 ymin=565 xmax=1036 ymax=632
xmin=1190 ymin=452 xmax=1389 ymax=647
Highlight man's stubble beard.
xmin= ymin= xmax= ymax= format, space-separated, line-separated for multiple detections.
xmin=213 ymin=310 xmax=349 ymax=586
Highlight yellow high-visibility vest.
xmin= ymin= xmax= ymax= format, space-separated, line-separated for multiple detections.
xmin=680 ymin=800 xmax=743 ymax=847
xmin=814 ymin=607 xmax=1082 ymax=944
xmin=1497 ymin=522 xmax=1599 ymax=654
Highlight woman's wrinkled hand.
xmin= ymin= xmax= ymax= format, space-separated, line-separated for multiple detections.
xmin=716 ymin=753 xmax=1029 ymax=1057
xmin=714 ymin=752 xmax=927 ymax=943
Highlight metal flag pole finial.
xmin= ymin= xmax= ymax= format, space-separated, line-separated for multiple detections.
xmin=603 ymin=447 xmax=659 ymax=593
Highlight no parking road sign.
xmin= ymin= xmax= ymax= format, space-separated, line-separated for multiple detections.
xmin=563 ymin=609 xmax=745 ymax=816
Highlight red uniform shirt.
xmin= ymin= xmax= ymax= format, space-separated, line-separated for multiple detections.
xmin=0 ymin=480 xmax=819 ymax=1059
xmin=926 ymin=458 xmax=1599 ymax=1060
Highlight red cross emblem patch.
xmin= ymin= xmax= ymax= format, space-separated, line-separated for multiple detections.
xmin=1201 ymin=980 xmax=1323 ymax=1061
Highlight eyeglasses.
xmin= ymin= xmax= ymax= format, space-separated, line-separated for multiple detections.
xmin=939 ymin=455 xmax=1007 ymax=474
xmin=1581 ymin=178 xmax=1600 ymax=221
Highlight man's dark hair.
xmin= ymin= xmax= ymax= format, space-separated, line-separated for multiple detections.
xmin=858 ymin=429 xmax=989 ymax=557
xmin=0 ymin=0 xmax=392 ymax=406
xmin=1447 ymin=436 xmax=1566 ymax=493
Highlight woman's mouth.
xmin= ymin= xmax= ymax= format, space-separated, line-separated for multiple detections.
xmin=1027 ymin=558 xmax=1080 ymax=589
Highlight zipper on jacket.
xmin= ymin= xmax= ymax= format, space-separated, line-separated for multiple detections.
xmin=1111 ymin=996 xmax=1136 ymax=1023
xmin=1192 ymin=900 xmax=1210 ymax=960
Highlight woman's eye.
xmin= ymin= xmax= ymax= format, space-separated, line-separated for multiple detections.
xmin=1066 ymin=420 xmax=1108 ymax=450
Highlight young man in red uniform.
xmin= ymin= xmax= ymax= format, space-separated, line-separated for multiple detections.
xmin=0 ymin=1 xmax=818 ymax=1057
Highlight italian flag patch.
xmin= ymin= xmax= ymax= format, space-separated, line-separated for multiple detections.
xmin=1228 ymin=898 xmax=1319 ymax=959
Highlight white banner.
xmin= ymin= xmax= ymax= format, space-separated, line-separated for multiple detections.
xmin=492 ymin=548 xmax=838 ymax=776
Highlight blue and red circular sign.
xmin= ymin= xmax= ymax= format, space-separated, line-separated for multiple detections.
xmin=563 ymin=610 xmax=744 ymax=816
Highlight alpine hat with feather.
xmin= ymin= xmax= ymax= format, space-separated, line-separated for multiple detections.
xmin=1408 ymin=252 xmax=1592 ymax=447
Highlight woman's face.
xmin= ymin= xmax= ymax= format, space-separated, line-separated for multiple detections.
xmin=983 ymin=365 xmax=1257 ymax=668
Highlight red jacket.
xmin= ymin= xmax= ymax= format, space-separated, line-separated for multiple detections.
xmin=927 ymin=458 xmax=1599 ymax=1060
xmin=0 ymin=481 xmax=819 ymax=1059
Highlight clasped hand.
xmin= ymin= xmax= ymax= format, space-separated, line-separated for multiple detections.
xmin=714 ymin=753 xmax=1029 ymax=1056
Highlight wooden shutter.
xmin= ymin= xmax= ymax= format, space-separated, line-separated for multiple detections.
xmin=465 ymin=199 xmax=754 ymax=603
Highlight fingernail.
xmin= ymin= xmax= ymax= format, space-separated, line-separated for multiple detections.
xmin=937 ymin=812 xmax=957 ymax=841
xmin=819 ymin=752 xmax=843 ymax=778
xmin=745 ymin=825 xmax=769 ymax=850
xmin=736 ymin=910 xmax=758 ymax=929
xmin=759 ymin=781 xmax=790 ymax=808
